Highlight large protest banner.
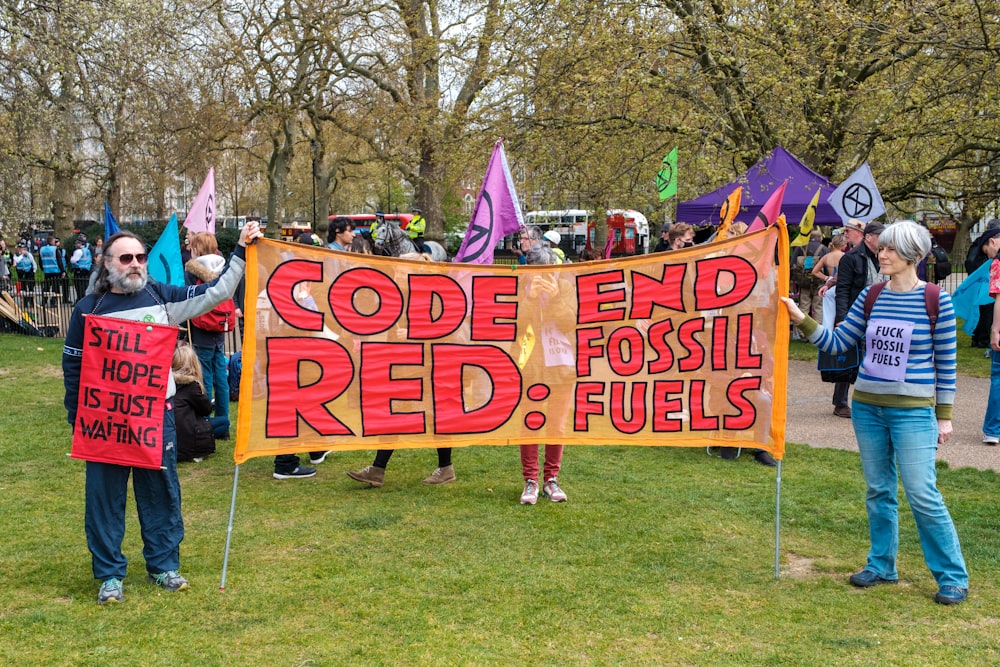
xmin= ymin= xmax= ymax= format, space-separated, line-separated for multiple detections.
xmin=234 ymin=224 xmax=790 ymax=463
xmin=71 ymin=315 xmax=177 ymax=469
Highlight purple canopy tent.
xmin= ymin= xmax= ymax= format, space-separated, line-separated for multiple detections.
xmin=676 ymin=146 xmax=842 ymax=227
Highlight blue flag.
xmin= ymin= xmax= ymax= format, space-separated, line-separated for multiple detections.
xmin=104 ymin=202 xmax=121 ymax=240
xmin=951 ymin=259 xmax=995 ymax=335
xmin=148 ymin=213 xmax=185 ymax=286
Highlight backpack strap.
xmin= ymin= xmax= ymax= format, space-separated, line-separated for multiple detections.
xmin=862 ymin=281 xmax=887 ymax=321
xmin=924 ymin=282 xmax=940 ymax=335
xmin=863 ymin=280 xmax=940 ymax=335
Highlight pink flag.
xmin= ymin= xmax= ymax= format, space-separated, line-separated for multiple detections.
xmin=183 ymin=167 xmax=217 ymax=234
xmin=603 ymin=233 xmax=614 ymax=259
xmin=746 ymin=179 xmax=787 ymax=232
xmin=454 ymin=141 xmax=525 ymax=264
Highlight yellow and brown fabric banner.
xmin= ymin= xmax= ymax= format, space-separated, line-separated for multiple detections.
xmin=234 ymin=224 xmax=791 ymax=463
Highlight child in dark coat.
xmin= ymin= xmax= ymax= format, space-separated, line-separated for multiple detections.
xmin=172 ymin=343 xmax=216 ymax=462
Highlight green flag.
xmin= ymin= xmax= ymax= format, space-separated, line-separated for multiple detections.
xmin=656 ymin=147 xmax=678 ymax=201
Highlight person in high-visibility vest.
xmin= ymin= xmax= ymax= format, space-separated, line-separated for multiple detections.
xmin=39 ymin=235 xmax=65 ymax=306
xmin=408 ymin=207 xmax=426 ymax=253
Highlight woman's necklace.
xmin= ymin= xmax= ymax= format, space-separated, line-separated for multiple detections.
xmin=889 ymin=276 xmax=919 ymax=292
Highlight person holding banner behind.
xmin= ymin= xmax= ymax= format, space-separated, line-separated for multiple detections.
xmin=517 ymin=225 xmax=572 ymax=504
xmin=781 ymin=220 xmax=969 ymax=606
xmin=62 ymin=222 xmax=261 ymax=605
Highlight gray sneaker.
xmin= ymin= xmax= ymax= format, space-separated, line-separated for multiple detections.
xmin=97 ymin=577 xmax=124 ymax=605
xmin=147 ymin=570 xmax=190 ymax=591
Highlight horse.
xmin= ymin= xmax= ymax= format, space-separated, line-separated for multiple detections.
xmin=372 ymin=218 xmax=449 ymax=261
xmin=372 ymin=218 xmax=417 ymax=257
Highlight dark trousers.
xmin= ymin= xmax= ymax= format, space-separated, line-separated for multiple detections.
xmin=73 ymin=269 xmax=90 ymax=303
xmin=972 ymin=304 xmax=994 ymax=347
xmin=85 ymin=408 xmax=182 ymax=580
xmin=833 ymin=381 xmax=851 ymax=408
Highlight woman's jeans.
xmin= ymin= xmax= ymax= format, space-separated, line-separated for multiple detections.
xmin=982 ymin=349 xmax=1000 ymax=438
xmin=852 ymin=401 xmax=968 ymax=588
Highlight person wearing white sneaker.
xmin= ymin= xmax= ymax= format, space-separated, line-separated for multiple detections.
xmin=542 ymin=478 xmax=567 ymax=502
xmin=520 ymin=479 xmax=539 ymax=505
xmin=974 ymin=228 xmax=1000 ymax=448
xmin=515 ymin=226 xmax=574 ymax=506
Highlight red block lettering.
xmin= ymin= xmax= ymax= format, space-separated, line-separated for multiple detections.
xmin=574 ymin=381 xmax=606 ymax=431
xmin=576 ymin=327 xmax=606 ymax=377
xmin=331 ymin=267 xmax=403 ymax=336
xmin=408 ymin=274 xmax=467 ymax=339
xmin=652 ymin=380 xmax=684 ymax=432
xmin=470 ymin=276 xmax=518 ymax=341
xmin=267 ymin=260 xmax=324 ymax=331
xmin=724 ymin=376 xmax=761 ymax=429
xmin=677 ymin=318 xmax=706 ymax=372
xmin=431 ymin=344 xmax=521 ymax=433
xmin=576 ymin=269 xmax=626 ymax=324
xmin=688 ymin=380 xmax=719 ymax=431
xmin=607 ymin=326 xmax=645 ymax=376
xmin=265 ymin=338 xmax=354 ymax=437
xmin=609 ymin=381 xmax=646 ymax=434
xmin=693 ymin=256 xmax=756 ymax=310
xmin=360 ymin=342 xmax=425 ymax=435
xmin=629 ymin=265 xmax=686 ymax=318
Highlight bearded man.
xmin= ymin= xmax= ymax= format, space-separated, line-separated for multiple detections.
xmin=62 ymin=223 xmax=260 ymax=605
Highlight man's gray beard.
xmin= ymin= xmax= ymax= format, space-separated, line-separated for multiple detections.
xmin=108 ymin=262 xmax=148 ymax=293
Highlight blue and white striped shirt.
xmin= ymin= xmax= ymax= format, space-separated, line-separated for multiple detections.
xmin=803 ymin=283 xmax=956 ymax=410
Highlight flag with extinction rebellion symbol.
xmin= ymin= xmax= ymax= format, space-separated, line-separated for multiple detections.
xmin=827 ymin=161 xmax=886 ymax=224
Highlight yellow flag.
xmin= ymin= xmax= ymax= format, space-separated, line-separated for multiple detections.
xmin=790 ymin=189 xmax=821 ymax=247
xmin=717 ymin=186 xmax=742 ymax=240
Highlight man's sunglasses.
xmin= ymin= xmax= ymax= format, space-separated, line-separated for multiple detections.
xmin=110 ymin=253 xmax=148 ymax=265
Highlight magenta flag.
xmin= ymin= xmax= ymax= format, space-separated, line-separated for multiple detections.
xmin=183 ymin=167 xmax=216 ymax=234
xmin=454 ymin=140 xmax=524 ymax=264
xmin=746 ymin=179 xmax=787 ymax=232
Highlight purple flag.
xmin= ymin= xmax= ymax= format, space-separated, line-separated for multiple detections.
xmin=454 ymin=140 xmax=524 ymax=264
xmin=183 ymin=167 xmax=216 ymax=234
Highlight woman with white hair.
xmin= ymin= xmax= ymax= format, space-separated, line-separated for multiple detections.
xmin=781 ymin=220 xmax=969 ymax=606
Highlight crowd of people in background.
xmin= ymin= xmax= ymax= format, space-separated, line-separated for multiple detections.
xmin=1 ymin=232 xmax=101 ymax=307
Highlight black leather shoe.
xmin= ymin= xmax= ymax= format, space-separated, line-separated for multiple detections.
xmin=848 ymin=569 xmax=897 ymax=588
xmin=720 ymin=447 xmax=739 ymax=460
xmin=753 ymin=451 xmax=778 ymax=467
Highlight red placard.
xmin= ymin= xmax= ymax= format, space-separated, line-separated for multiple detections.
xmin=71 ymin=314 xmax=178 ymax=469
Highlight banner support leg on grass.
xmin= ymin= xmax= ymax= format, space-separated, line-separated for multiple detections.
xmin=220 ymin=464 xmax=241 ymax=591
xmin=774 ymin=459 xmax=782 ymax=579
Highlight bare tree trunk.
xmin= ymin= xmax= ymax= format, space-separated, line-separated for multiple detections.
xmin=265 ymin=118 xmax=296 ymax=238
xmin=51 ymin=69 xmax=78 ymax=237
xmin=417 ymin=139 xmax=445 ymax=241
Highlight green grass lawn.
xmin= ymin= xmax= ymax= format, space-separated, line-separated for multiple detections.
xmin=1 ymin=334 xmax=998 ymax=666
